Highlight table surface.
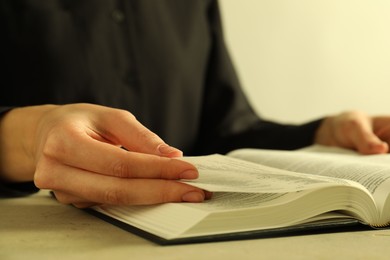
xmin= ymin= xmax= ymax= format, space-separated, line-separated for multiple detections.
xmin=2 ymin=190 xmax=390 ymax=260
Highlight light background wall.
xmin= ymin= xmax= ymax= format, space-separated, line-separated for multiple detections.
xmin=220 ymin=0 xmax=390 ymax=123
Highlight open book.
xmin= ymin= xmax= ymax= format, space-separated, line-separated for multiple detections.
xmin=89 ymin=145 xmax=390 ymax=244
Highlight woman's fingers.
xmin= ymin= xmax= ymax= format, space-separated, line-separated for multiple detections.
xmin=31 ymin=103 xmax=208 ymax=206
xmin=41 ymin=131 xmax=198 ymax=180
xmin=335 ymin=112 xmax=387 ymax=154
xmin=37 ymin=162 xmax=206 ymax=205
xmin=35 ymin=104 xmax=199 ymax=180
xmin=316 ymin=111 xmax=389 ymax=154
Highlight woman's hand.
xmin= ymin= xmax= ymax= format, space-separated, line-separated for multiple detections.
xmin=315 ymin=110 xmax=390 ymax=154
xmin=0 ymin=103 xmax=209 ymax=207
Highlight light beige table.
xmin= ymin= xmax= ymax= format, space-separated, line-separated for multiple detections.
xmin=2 ymin=190 xmax=390 ymax=260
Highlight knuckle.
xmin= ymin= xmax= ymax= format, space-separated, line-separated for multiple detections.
xmin=104 ymin=188 xmax=128 ymax=205
xmin=159 ymin=181 xmax=172 ymax=203
xmin=136 ymin=127 xmax=158 ymax=142
xmin=41 ymin=132 xmax=64 ymax=158
xmin=151 ymin=157 xmax=166 ymax=177
xmin=111 ymin=109 xmax=136 ymax=122
xmin=50 ymin=191 xmax=72 ymax=205
xmin=340 ymin=117 xmax=360 ymax=134
xmin=33 ymin=160 xmax=54 ymax=189
xmin=53 ymin=193 xmax=72 ymax=205
xmin=111 ymin=159 xmax=133 ymax=178
xmin=33 ymin=171 xmax=45 ymax=189
xmin=40 ymin=124 xmax=78 ymax=160
xmin=159 ymin=180 xmax=179 ymax=203
xmin=150 ymin=156 xmax=176 ymax=179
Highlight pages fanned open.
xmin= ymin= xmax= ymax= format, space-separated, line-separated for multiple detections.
xmin=88 ymin=145 xmax=390 ymax=244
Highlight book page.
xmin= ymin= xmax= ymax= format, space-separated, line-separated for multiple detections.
xmin=228 ymin=147 xmax=390 ymax=210
xmin=94 ymin=203 xmax=209 ymax=239
xmin=95 ymin=187 xmax=363 ymax=239
xmin=180 ymin=154 xmax=357 ymax=193
xmin=180 ymin=184 xmax=375 ymax=237
xmin=182 ymin=192 xmax=291 ymax=212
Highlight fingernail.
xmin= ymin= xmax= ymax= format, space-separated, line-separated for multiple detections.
xmin=368 ymin=141 xmax=388 ymax=154
xmin=179 ymin=170 xmax=199 ymax=179
xmin=182 ymin=191 xmax=205 ymax=202
xmin=158 ymin=144 xmax=183 ymax=156
xmin=204 ymin=191 xmax=213 ymax=200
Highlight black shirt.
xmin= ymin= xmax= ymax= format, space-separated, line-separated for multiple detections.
xmin=0 ymin=0 xmax=321 ymax=195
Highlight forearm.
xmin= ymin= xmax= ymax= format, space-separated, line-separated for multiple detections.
xmin=0 ymin=105 xmax=57 ymax=182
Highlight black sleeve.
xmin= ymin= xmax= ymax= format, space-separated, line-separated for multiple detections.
xmin=0 ymin=107 xmax=14 ymax=115
xmin=0 ymin=181 xmax=39 ymax=198
xmin=194 ymin=0 xmax=323 ymax=155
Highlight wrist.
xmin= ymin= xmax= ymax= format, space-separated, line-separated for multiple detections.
xmin=314 ymin=116 xmax=333 ymax=146
xmin=0 ymin=104 xmax=58 ymax=182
